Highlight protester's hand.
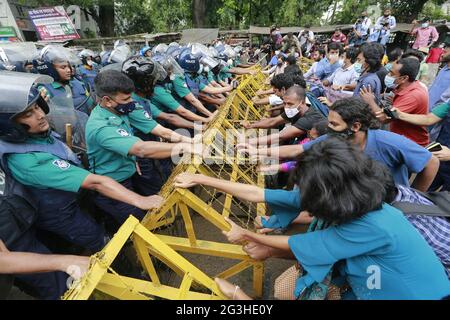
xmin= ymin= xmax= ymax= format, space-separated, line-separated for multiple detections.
xmin=318 ymin=96 xmax=332 ymax=107
xmin=433 ymin=146 xmax=450 ymax=162
xmin=412 ymin=19 xmax=419 ymax=25
xmin=256 ymin=89 xmax=265 ymax=96
xmin=331 ymin=84 xmax=343 ymax=91
xmin=242 ymin=121 xmax=253 ymax=129
xmin=0 ymin=240 xmax=9 ymax=252
xmin=243 ymin=242 xmax=273 ymax=261
xmin=174 ymin=173 xmax=201 ymax=189
xmin=375 ymin=110 xmax=390 ymax=122
xmin=360 ymin=85 xmax=376 ymax=105
xmin=222 ymin=217 xmax=248 ymax=244
xmin=258 ymin=164 xmax=281 ymax=175
xmin=39 ymin=87 xmax=50 ymax=102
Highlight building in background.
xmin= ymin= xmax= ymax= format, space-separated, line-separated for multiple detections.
xmin=0 ymin=1 xmax=99 ymax=42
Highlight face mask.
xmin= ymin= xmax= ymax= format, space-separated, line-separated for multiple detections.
xmin=227 ymin=59 xmax=233 ymax=67
xmin=385 ymin=63 xmax=393 ymax=72
xmin=197 ymin=64 xmax=204 ymax=74
xmin=328 ymin=127 xmax=355 ymax=139
xmin=169 ymin=74 xmax=176 ymax=81
xmin=114 ymin=101 xmax=137 ymax=115
xmin=384 ymin=75 xmax=398 ymax=89
xmin=204 ymin=66 xmax=210 ymax=73
xmin=353 ymin=62 xmax=363 ymax=74
xmin=87 ymin=60 xmax=94 ymax=66
xmin=284 ymin=105 xmax=300 ymax=119
xmin=422 ymin=23 xmax=429 ymax=28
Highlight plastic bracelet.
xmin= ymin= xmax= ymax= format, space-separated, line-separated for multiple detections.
xmin=233 ymin=286 xmax=240 ymax=300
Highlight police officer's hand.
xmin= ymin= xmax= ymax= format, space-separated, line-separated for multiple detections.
xmin=0 ymin=240 xmax=9 ymax=252
xmin=138 ymin=195 xmax=164 ymax=210
xmin=174 ymin=173 xmax=200 ymax=189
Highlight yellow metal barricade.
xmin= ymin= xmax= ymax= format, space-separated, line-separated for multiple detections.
xmin=64 ymin=69 xmax=269 ymax=300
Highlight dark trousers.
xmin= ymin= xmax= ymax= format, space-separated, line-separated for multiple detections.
xmin=9 ymin=230 xmax=69 ymax=300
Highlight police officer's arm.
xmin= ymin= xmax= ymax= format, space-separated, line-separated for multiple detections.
xmin=183 ymin=92 xmax=213 ymax=117
xmin=0 ymin=240 xmax=89 ymax=279
xmin=243 ymin=115 xmax=287 ymax=129
xmin=201 ymin=85 xmax=233 ymax=95
xmin=176 ymin=105 xmax=212 ymax=123
xmin=391 ymin=108 xmax=443 ymax=126
xmin=129 ymin=139 xmax=192 ymax=160
xmin=156 ymin=112 xmax=195 ymax=129
xmin=198 ymin=93 xmax=226 ymax=107
xmin=151 ymin=124 xmax=193 ymax=143
xmin=174 ymin=173 xmax=265 ymax=203
xmin=81 ymin=174 xmax=164 ymax=210
xmin=411 ymin=155 xmax=440 ymax=192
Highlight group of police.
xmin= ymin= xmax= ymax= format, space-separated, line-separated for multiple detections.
xmin=0 ymin=40 xmax=256 ymax=299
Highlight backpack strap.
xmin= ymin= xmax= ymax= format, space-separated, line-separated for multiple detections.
xmin=392 ymin=202 xmax=449 ymax=217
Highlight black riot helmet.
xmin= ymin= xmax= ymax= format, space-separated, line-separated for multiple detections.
xmin=0 ymin=72 xmax=53 ymax=143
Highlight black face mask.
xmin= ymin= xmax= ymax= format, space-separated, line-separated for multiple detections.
xmin=328 ymin=127 xmax=355 ymax=139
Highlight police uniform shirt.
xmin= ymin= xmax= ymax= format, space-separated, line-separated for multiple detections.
xmin=7 ymin=135 xmax=90 ymax=193
xmin=132 ymin=92 xmax=163 ymax=119
xmin=151 ymin=84 xmax=182 ymax=113
xmin=86 ymin=105 xmax=143 ymax=182
xmin=171 ymin=75 xmax=192 ymax=99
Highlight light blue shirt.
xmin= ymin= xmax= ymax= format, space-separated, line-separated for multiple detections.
xmin=327 ymin=65 xmax=359 ymax=86
xmin=315 ymin=58 xmax=342 ymax=81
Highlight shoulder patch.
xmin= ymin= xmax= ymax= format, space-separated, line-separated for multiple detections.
xmin=117 ymin=129 xmax=130 ymax=137
xmin=143 ymin=111 xmax=152 ymax=120
xmin=52 ymin=160 xmax=71 ymax=170
xmin=107 ymin=116 xmax=123 ymax=126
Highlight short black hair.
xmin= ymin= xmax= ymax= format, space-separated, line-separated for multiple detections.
xmin=328 ymin=42 xmax=343 ymax=54
xmin=387 ymin=48 xmax=403 ymax=62
xmin=290 ymin=72 xmax=307 ymax=89
xmin=402 ymin=49 xmax=425 ymax=62
xmin=330 ymin=97 xmax=380 ymax=131
xmin=285 ymin=85 xmax=306 ymax=102
xmin=296 ymin=138 xmax=386 ymax=225
xmin=286 ymin=55 xmax=297 ymax=66
xmin=359 ymin=42 xmax=384 ymax=72
xmin=397 ymin=57 xmax=420 ymax=82
xmin=312 ymin=119 xmax=330 ymax=136
xmin=270 ymin=73 xmax=294 ymax=90
xmin=95 ymin=70 xmax=135 ymax=99
xmin=345 ymin=47 xmax=358 ymax=64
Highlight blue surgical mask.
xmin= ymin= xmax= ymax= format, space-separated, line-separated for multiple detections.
xmin=353 ymin=62 xmax=363 ymax=74
xmin=385 ymin=63 xmax=393 ymax=72
xmin=384 ymin=75 xmax=398 ymax=89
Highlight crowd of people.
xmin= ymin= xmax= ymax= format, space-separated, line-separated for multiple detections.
xmin=0 ymin=7 xmax=449 ymax=301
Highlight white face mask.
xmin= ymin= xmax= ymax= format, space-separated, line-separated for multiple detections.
xmin=87 ymin=60 xmax=94 ymax=66
xmin=204 ymin=66 xmax=210 ymax=73
xmin=284 ymin=105 xmax=301 ymax=119
xmin=170 ymin=74 xmax=176 ymax=81
xmin=422 ymin=23 xmax=429 ymax=28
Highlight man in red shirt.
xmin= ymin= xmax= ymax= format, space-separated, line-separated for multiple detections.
xmin=383 ymin=57 xmax=430 ymax=146
xmin=331 ymin=28 xmax=347 ymax=45
xmin=426 ymin=43 xmax=445 ymax=83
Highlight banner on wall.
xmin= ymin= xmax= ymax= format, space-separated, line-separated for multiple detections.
xmin=28 ymin=6 xmax=80 ymax=42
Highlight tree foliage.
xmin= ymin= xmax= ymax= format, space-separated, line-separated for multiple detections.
xmin=20 ymin=0 xmax=449 ymax=37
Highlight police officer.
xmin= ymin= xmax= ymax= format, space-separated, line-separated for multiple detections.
xmin=34 ymin=46 xmax=95 ymax=116
xmin=77 ymin=49 xmax=101 ymax=93
xmin=150 ymin=56 xmax=213 ymax=123
xmin=178 ymin=53 xmax=233 ymax=108
xmin=86 ymin=70 xmax=197 ymax=224
xmin=122 ymin=56 xmax=194 ymax=195
xmin=0 ymin=72 xmax=164 ymax=297
xmin=154 ymin=54 xmax=213 ymax=117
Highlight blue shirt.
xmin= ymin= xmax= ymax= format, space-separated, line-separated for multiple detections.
xmin=354 ymin=72 xmax=382 ymax=102
xmin=367 ymin=29 xmax=390 ymax=45
xmin=304 ymin=130 xmax=432 ymax=187
xmin=429 ymin=66 xmax=450 ymax=110
xmin=269 ymin=55 xmax=278 ymax=67
xmin=315 ymin=58 xmax=342 ymax=81
xmin=262 ymin=189 xmax=301 ymax=229
xmin=289 ymin=204 xmax=450 ymax=300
